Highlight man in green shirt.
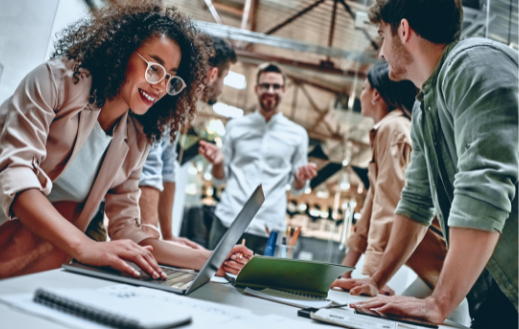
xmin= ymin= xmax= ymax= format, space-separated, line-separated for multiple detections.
xmin=331 ymin=0 xmax=518 ymax=327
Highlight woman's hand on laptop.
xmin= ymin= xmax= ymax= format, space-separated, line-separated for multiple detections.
xmin=215 ymin=245 xmax=253 ymax=276
xmin=76 ymin=239 xmax=167 ymax=280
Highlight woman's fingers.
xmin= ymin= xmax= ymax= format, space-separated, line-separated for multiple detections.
xmin=118 ymin=242 xmax=165 ymax=279
xmin=222 ymin=264 xmax=240 ymax=275
xmin=231 ymin=245 xmax=253 ymax=258
xmin=109 ymin=257 xmax=141 ymax=277
xmin=222 ymin=260 xmax=242 ymax=271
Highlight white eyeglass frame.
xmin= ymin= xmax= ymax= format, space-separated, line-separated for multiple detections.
xmin=136 ymin=53 xmax=186 ymax=96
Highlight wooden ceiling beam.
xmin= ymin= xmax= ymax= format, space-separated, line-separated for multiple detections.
xmin=264 ymin=0 xmax=327 ymax=35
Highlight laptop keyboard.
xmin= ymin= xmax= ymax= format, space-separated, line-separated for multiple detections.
xmin=122 ymin=266 xmax=197 ymax=290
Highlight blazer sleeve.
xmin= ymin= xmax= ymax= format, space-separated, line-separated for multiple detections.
xmin=0 ymin=62 xmax=59 ymax=220
xmin=105 ymin=143 xmax=153 ymax=244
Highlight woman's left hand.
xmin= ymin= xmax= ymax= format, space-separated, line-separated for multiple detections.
xmin=215 ymin=245 xmax=253 ymax=276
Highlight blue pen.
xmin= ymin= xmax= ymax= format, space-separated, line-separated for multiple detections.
xmin=264 ymin=231 xmax=278 ymax=256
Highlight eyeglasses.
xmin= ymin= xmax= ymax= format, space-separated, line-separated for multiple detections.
xmin=258 ymin=83 xmax=284 ymax=92
xmin=137 ymin=53 xmax=186 ymax=96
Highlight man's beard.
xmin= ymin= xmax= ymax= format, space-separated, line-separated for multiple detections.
xmin=203 ymin=83 xmax=219 ymax=105
xmin=388 ymin=36 xmax=413 ymax=81
xmin=259 ymin=96 xmax=279 ymax=112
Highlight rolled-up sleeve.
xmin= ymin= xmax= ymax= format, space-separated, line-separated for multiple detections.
xmin=396 ymin=108 xmax=435 ymax=226
xmin=290 ymin=128 xmax=309 ymax=195
xmin=139 ymin=141 xmax=165 ymax=191
xmin=106 ymin=145 xmax=153 ymax=244
xmin=0 ymin=62 xmax=58 ymax=220
xmin=443 ymin=47 xmax=518 ymax=233
xmin=160 ymin=136 xmax=178 ymax=184
xmin=212 ymin=120 xmax=234 ymax=187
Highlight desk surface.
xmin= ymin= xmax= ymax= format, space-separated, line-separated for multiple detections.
xmin=0 ymin=270 xmax=465 ymax=329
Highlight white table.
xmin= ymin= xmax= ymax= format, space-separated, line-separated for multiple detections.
xmin=0 ymin=269 xmax=466 ymax=329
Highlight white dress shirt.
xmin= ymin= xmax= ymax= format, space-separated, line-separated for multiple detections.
xmin=214 ymin=111 xmax=309 ymax=236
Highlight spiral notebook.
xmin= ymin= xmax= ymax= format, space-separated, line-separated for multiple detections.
xmin=32 ymin=288 xmax=192 ymax=329
xmin=244 ymin=288 xmax=333 ymax=308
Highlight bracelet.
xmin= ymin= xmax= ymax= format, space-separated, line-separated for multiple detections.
xmin=141 ymin=224 xmax=161 ymax=238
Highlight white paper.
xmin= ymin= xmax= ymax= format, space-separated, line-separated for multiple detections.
xmin=0 ymin=284 xmax=253 ymax=329
xmin=210 ymin=276 xmax=231 ymax=284
xmin=210 ymin=313 xmax=324 ymax=329
xmin=245 ymin=287 xmax=333 ymax=308
xmin=98 ymin=284 xmax=252 ymax=328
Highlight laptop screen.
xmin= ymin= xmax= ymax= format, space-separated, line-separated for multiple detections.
xmin=186 ymin=185 xmax=264 ymax=294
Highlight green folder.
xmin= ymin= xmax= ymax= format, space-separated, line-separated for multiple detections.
xmin=234 ymin=256 xmax=354 ymax=298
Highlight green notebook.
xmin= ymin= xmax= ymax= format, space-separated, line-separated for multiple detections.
xmin=234 ymin=256 xmax=353 ymax=298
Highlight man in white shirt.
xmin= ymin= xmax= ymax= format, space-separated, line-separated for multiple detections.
xmin=200 ymin=63 xmax=317 ymax=254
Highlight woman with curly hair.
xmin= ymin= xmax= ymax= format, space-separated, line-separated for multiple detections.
xmin=0 ymin=1 xmax=252 ymax=279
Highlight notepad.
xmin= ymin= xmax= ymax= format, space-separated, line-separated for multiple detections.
xmin=235 ymin=256 xmax=353 ymax=298
xmin=32 ymin=288 xmax=192 ymax=329
xmin=244 ymin=287 xmax=333 ymax=308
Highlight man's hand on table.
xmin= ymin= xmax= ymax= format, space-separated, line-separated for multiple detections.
xmin=331 ymin=277 xmax=394 ymax=296
xmin=215 ymin=244 xmax=253 ymax=277
xmin=350 ymin=295 xmax=445 ymax=325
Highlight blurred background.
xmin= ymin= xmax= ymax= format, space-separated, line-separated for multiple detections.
xmin=1 ymin=0 xmax=517 ymax=293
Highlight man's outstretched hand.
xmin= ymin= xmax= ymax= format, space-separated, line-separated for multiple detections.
xmin=350 ymin=295 xmax=445 ymax=325
xmin=199 ymin=141 xmax=224 ymax=166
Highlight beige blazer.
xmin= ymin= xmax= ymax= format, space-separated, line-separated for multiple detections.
xmin=0 ymin=58 xmax=153 ymax=278
xmin=346 ymin=109 xmax=447 ymax=289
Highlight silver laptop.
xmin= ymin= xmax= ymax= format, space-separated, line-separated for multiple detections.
xmin=63 ymin=185 xmax=265 ymax=295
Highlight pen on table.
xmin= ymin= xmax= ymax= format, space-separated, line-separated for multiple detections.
xmin=290 ymin=227 xmax=301 ymax=247
xmin=286 ymin=225 xmax=292 ymax=246
xmin=265 ymin=225 xmax=270 ymax=236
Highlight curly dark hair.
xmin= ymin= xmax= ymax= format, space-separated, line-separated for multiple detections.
xmin=52 ymin=0 xmax=213 ymax=142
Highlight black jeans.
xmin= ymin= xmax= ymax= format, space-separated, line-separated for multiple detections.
xmin=208 ymin=215 xmax=268 ymax=256
xmin=468 ymin=269 xmax=518 ymax=328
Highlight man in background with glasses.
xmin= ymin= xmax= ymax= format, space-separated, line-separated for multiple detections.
xmin=200 ymin=63 xmax=317 ymax=255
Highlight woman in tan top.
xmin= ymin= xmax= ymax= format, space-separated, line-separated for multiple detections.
xmin=0 ymin=2 xmax=251 ymax=279
xmin=332 ymin=63 xmax=446 ymax=295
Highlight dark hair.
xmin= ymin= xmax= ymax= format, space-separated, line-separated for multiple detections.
xmin=368 ymin=0 xmax=463 ymax=44
xmin=208 ymin=36 xmax=237 ymax=77
xmin=367 ymin=62 xmax=418 ymax=118
xmin=256 ymin=62 xmax=287 ymax=84
xmin=52 ymin=1 xmax=213 ymax=142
